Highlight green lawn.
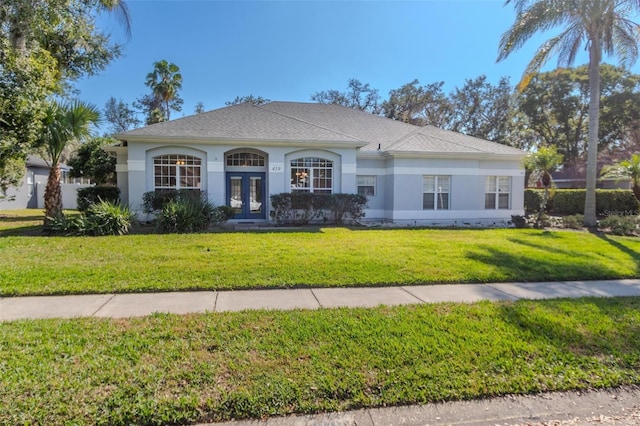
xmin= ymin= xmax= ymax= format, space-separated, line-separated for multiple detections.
xmin=2 ymin=297 xmax=640 ymax=425
xmin=2 ymin=210 xmax=640 ymax=296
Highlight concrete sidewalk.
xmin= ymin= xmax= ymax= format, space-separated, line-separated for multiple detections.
xmin=2 ymin=279 xmax=640 ymax=321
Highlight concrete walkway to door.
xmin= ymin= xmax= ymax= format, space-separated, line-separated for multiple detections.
xmin=2 ymin=279 xmax=640 ymax=321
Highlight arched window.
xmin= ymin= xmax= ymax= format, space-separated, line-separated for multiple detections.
xmin=226 ymin=152 xmax=265 ymax=167
xmin=153 ymin=155 xmax=201 ymax=191
xmin=290 ymin=157 xmax=333 ymax=194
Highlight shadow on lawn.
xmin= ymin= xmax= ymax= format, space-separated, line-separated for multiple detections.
xmin=590 ymin=229 xmax=640 ymax=274
xmin=465 ymin=242 xmax=627 ymax=282
xmin=498 ymin=297 xmax=640 ymax=366
xmin=0 ymin=225 xmax=43 ymax=237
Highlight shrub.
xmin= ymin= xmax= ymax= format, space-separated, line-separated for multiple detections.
xmin=46 ymin=200 xmax=133 ymax=236
xmin=598 ymin=215 xmax=639 ymax=236
xmin=550 ymin=190 xmax=584 ymax=215
xmin=562 ymin=214 xmax=584 ymax=229
xmin=511 ymin=215 xmax=528 ymax=228
xmin=77 ymin=186 xmax=120 ymax=212
xmin=327 ymin=193 xmax=368 ymax=225
xmin=156 ymin=193 xmax=218 ymax=233
xmin=270 ymin=193 xmax=367 ymax=225
xmin=525 ymin=189 xmax=639 ymax=216
xmin=142 ymin=190 xmax=201 ymax=214
xmin=85 ymin=199 xmax=134 ymax=235
xmin=215 ymin=205 xmax=235 ymax=221
xmin=271 ymin=193 xmax=322 ymax=225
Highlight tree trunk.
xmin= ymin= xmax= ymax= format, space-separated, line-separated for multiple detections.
xmin=536 ymin=184 xmax=550 ymax=228
xmin=633 ymin=184 xmax=640 ymax=203
xmin=44 ymin=163 xmax=63 ymax=225
xmin=583 ymin=41 xmax=601 ymax=227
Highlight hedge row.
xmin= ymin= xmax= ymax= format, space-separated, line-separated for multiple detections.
xmin=271 ymin=192 xmax=367 ymax=225
xmin=525 ymin=189 xmax=639 ymax=216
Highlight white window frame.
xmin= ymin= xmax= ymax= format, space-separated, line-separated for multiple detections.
xmin=485 ymin=176 xmax=511 ymax=209
xmin=423 ymin=175 xmax=450 ymax=210
xmin=153 ymin=154 xmax=202 ymax=191
xmin=290 ymin=157 xmax=333 ymax=194
xmin=357 ymin=175 xmax=376 ymax=196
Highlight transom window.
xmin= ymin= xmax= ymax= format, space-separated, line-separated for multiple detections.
xmin=423 ymin=175 xmax=450 ymax=210
xmin=226 ymin=152 xmax=265 ymax=167
xmin=154 ymin=154 xmax=201 ymax=191
xmin=357 ymin=175 xmax=376 ymax=196
xmin=291 ymin=157 xmax=333 ymax=194
xmin=485 ymin=176 xmax=511 ymax=209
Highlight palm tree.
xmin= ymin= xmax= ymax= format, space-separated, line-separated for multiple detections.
xmin=145 ymin=60 xmax=183 ymax=121
xmin=525 ymin=146 xmax=564 ymax=227
xmin=601 ymin=153 xmax=640 ymax=201
xmin=39 ymin=101 xmax=100 ymax=223
xmin=497 ymin=0 xmax=640 ymax=226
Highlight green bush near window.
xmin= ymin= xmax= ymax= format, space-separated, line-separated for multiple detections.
xmin=155 ymin=192 xmax=220 ymax=233
xmin=46 ymin=199 xmax=133 ymax=236
xmin=142 ymin=189 xmax=201 ymax=214
xmin=271 ymin=193 xmax=367 ymax=225
xmin=326 ymin=193 xmax=368 ymax=225
xmin=76 ymin=186 xmax=120 ymax=212
xmin=142 ymin=191 xmax=231 ymax=232
xmin=524 ymin=189 xmax=639 ymax=216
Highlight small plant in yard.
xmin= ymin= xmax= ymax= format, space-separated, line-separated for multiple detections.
xmin=46 ymin=199 xmax=133 ymax=236
xmin=598 ymin=215 xmax=640 ymax=236
xmin=562 ymin=214 xmax=584 ymax=230
xmin=156 ymin=192 xmax=222 ymax=233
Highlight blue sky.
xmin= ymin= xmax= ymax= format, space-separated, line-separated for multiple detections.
xmin=74 ymin=0 xmax=639 ymax=121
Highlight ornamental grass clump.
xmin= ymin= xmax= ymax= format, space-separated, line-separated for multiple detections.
xmin=156 ymin=193 xmax=219 ymax=233
xmin=46 ymin=199 xmax=133 ymax=236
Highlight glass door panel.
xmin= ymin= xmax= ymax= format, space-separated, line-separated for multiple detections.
xmin=250 ymin=176 xmax=262 ymax=214
xmin=229 ymin=176 xmax=243 ymax=214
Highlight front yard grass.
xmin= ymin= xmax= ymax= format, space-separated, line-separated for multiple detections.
xmin=2 ymin=297 xmax=640 ymax=425
xmin=2 ymin=210 xmax=640 ymax=296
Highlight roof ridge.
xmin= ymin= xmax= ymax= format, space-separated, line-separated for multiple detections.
xmin=416 ymin=126 xmax=485 ymax=153
xmin=255 ymin=103 xmax=366 ymax=143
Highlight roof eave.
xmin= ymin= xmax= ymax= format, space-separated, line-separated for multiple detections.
xmin=113 ymin=134 xmax=367 ymax=149
xmin=381 ymin=150 xmax=527 ymax=160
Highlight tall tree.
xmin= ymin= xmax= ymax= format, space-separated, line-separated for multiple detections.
xmin=104 ymin=97 xmax=140 ymax=134
xmin=498 ymin=0 xmax=640 ymax=226
xmin=519 ymin=64 xmax=640 ymax=168
xmin=38 ymin=101 xmax=100 ymax=223
xmin=449 ymin=76 xmax=518 ymax=145
xmin=144 ymin=60 xmax=183 ymax=122
xmin=225 ymin=95 xmax=271 ymax=106
xmin=311 ymin=78 xmax=381 ymax=114
xmin=0 ymin=0 xmax=129 ymax=192
xmin=67 ymin=137 xmax=116 ymax=185
xmin=382 ymin=80 xmax=454 ymax=127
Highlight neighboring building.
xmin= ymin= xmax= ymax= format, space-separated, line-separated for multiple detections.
xmin=0 ymin=156 xmax=92 ymax=210
xmin=110 ymin=102 xmax=526 ymax=226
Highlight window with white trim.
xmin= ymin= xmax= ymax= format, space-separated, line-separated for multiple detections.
xmin=226 ymin=152 xmax=265 ymax=167
xmin=423 ymin=175 xmax=450 ymax=210
xmin=290 ymin=158 xmax=333 ymax=193
xmin=485 ymin=176 xmax=511 ymax=209
xmin=154 ymin=154 xmax=201 ymax=191
xmin=357 ymin=175 xmax=376 ymax=196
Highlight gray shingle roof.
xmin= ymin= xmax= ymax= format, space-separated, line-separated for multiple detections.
xmin=116 ymin=101 xmax=525 ymax=157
